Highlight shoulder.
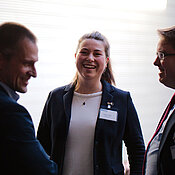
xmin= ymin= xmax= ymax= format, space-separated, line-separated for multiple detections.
xmin=0 ymin=93 xmax=29 ymax=114
xmin=48 ymin=83 xmax=74 ymax=98
xmin=51 ymin=84 xmax=71 ymax=94
xmin=0 ymin=96 xmax=35 ymax=140
xmin=102 ymin=80 xmax=130 ymax=97
xmin=112 ymin=86 xmax=129 ymax=96
xmin=0 ymin=88 xmax=32 ymax=121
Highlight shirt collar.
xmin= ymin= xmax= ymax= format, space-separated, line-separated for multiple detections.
xmin=0 ymin=81 xmax=19 ymax=101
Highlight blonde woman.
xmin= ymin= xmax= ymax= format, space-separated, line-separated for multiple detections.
xmin=37 ymin=31 xmax=145 ymax=175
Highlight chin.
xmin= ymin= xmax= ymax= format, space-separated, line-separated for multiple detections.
xmin=159 ymin=78 xmax=170 ymax=88
xmin=159 ymin=78 xmax=165 ymax=85
xmin=22 ymin=88 xmax=27 ymax=93
xmin=159 ymin=73 xmax=166 ymax=83
xmin=18 ymin=87 xmax=27 ymax=93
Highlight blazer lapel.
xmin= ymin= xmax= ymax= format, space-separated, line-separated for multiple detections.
xmin=100 ymin=80 xmax=114 ymax=108
xmin=159 ymin=110 xmax=175 ymax=153
xmin=94 ymin=81 xmax=114 ymax=140
xmin=157 ymin=110 xmax=175 ymax=174
xmin=63 ymin=84 xmax=75 ymax=128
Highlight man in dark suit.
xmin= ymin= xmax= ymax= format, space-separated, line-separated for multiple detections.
xmin=0 ymin=22 xmax=58 ymax=175
xmin=143 ymin=26 xmax=175 ymax=175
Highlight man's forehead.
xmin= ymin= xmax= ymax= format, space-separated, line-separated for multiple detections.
xmin=157 ymin=39 xmax=174 ymax=50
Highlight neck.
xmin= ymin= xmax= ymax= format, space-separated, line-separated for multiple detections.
xmin=75 ymin=80 xmax=102 ymax=94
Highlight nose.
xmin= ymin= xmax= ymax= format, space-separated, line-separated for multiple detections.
xmin=29 ymin=66 xmax=37 ymax=78
xmin=153 ymin=56 xmax=160 ymax=67
xmin=87 ymin=53 xmax=94 ymax=62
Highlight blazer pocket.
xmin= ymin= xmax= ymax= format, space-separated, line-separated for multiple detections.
xmin=95 ymin=118 xmax=119 ymax=142
xmin=112 ymin=165 xmax=124 ymax=175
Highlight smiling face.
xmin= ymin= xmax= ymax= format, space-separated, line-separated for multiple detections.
xmin=0 ymin=37 xmax=38 ymax=93
xmin=154 ymin=38 xmax=175 ymax=89
xmin=75 ymin=39 xmax=108 ymax=84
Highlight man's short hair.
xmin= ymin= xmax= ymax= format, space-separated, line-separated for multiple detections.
xmin=158 ymin=26 xmax=175 ymax=49
xmin=0 ymin=22 xmax=37 ymax=59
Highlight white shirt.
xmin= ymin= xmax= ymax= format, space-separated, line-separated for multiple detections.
xmin=62 ymin=91 xmax=102 ymax=175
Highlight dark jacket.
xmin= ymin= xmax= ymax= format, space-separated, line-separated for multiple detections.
xmin=0 ymin=85 xmax=58 ymax=175
xmin=143 ymin=103 xmax=175 ymax=175
xmin=37 ymin=80 xmax=145 ymax=175
xmin=158 ymin=110 xmax=175 ymax=175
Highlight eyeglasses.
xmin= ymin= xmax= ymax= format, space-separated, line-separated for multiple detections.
xmin=157 ymin=51 xmax=175 ymax=61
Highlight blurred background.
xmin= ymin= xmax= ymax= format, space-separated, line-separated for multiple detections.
xmin=0 ymin=0 xmax=174 ymax=161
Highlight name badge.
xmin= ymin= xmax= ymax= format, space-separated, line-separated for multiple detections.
xmin=99 ymin=108 xmax=118 ymax=122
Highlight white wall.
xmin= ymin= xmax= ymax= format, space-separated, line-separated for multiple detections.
xmin=0 ymin=0 xmax=174 ymax=153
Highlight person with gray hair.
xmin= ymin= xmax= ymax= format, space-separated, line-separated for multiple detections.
xmin=143 ymin=26 xmax=175 ymax=175
xmin=37 ymin=31 xmax=145 ymax=175
xmin=0 ymin=22 xmax=58 ymax=175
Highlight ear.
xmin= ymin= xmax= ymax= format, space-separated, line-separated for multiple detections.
xmin=75 ymin=53 xmax=77 ymax=59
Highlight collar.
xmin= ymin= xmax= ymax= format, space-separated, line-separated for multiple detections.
xmin=65 ymin=80 xmax=115 ymax=107
xmin=64 ymin=82 xmax=75 ymax=92
xmin=101 ymin=79 xmax=114 ymax=93
xmin=0 ymin=81 xmax=19 ymax=101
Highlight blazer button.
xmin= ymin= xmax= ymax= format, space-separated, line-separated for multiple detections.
xmin=95 ymin=165 xmax=99 ymax=169
xmin=95 ymin=141 xmax=98 ymax=145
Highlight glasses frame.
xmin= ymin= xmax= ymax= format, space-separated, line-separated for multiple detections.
xmin=157 ymin=51 xmax=175 ymax=61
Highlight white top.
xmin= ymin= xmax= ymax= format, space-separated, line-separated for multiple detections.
xmin=62 ymin=91 xmax=102 ymax=175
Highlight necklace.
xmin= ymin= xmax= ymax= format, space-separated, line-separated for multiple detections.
xmin=74 ymin=91 xmax=102 ymax=106
xmin=80 ymin=97 xmax=89 ymax=106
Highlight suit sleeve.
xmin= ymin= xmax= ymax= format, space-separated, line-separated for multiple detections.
xmin=1 ymin=101 xmax=58 ymax=175
xmin=123 ymin=93 xmax=145 ymax=175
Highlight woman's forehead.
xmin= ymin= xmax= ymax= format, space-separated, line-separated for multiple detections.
xmin=79 ymin=39 xmax=105 ymax=50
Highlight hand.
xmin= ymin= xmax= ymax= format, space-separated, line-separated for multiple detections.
xmin=124 ymin=160 xmax=130 ymax=175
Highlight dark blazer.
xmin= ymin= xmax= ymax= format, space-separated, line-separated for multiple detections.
xmin=158 ymin=110 xmax=175 ymax=175
xmin=0 ymin=85 xmax=58 ymax=175
xmin=143 ymin=103 xmax=175 ymax=175
xmin=37 ymin=80 xmax=145 ymax=175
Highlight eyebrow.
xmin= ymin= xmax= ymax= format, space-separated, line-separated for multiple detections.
xmin=157 ymin=50 xmax=167 ymax=54
xmin=80 ymin=48 xmax=103 ymax=52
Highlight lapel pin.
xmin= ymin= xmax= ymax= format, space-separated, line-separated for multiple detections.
xmin=107 ymin=102 xmax=114 ymax=109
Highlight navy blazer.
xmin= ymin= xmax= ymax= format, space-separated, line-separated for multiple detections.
xmin=37 ymin=80 xmax=145 ymax=175
xmin=143 ymin=102 xmax=175 ymax=175
xmin=158 ymin=110 xmax=175 ymax=175
xmin=144 ymin=105 xmax=175 ymax=175
xmin=0 ymin=86 xmax=58 ymax=175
